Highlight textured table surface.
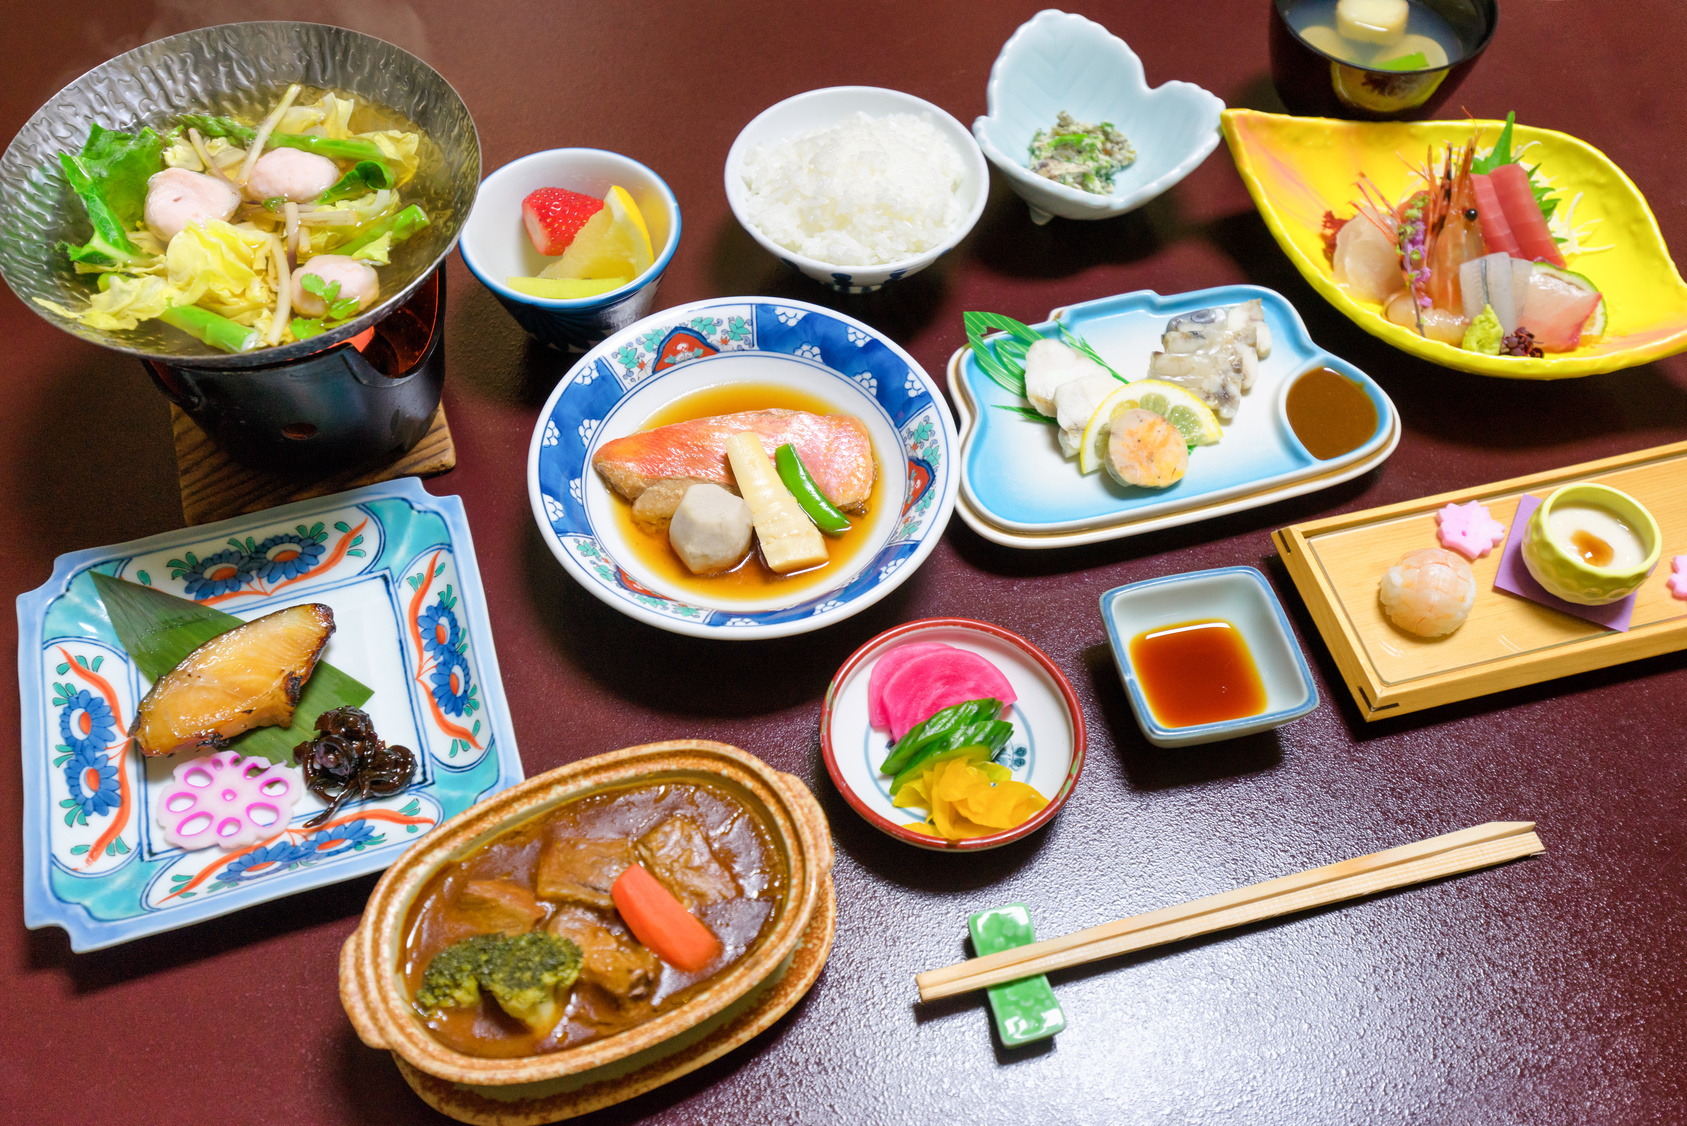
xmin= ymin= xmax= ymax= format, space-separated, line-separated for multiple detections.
xmin=4 ymin=2 xmax=1685 ymax=1124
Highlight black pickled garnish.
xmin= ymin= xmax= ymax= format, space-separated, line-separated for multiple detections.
xmin=1500 ymin=327 xmax=1544 ymax=358
xmin=297 ymin=705 xmax=415 ymax=828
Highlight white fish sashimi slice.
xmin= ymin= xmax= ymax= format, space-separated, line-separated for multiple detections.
xmin=1053 ymin=374 xmax=1122 ymax=458
xmin=1510 ymin=258 xmax=1535 ymax=320
xmin=1023 ymin=338 xmax=1107 ymax=417
xmin=1458 ymin=252 xmax=1518 ymax=334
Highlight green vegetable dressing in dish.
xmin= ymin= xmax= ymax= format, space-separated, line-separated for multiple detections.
xmin=1027 ymin=111 xmax=1135 ymax=195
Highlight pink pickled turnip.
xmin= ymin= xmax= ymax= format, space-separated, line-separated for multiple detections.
xmin=880 ymin=649 xmax=1018 ymax=741
xmin=866 ymin=642 xmax=955 ymax=729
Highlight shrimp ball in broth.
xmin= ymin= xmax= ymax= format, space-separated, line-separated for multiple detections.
xmin=291 ymin=255 xmax=380 ymax=317
xmin=246 ymin=148 xmax=340 ymax=203
xmin=144 ymin=168 xmax=241 ymax=243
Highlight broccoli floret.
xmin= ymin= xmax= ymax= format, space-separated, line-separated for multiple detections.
xmin=415 ymin=932 xmax=583 ymax=1035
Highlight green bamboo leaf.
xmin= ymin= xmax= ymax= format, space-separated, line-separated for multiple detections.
xmin=90 ymin=572 xmax=372 ymax=766
xmin=994 ymin=403 xmax=1058 ymax=422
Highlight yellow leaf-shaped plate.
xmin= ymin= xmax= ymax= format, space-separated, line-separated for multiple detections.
xmin=1221 ymin=108 xmax=1687 ymax=379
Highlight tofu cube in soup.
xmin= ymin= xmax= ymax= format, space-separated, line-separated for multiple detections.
xmin=667 ymin=484 xmax=754 ymax=574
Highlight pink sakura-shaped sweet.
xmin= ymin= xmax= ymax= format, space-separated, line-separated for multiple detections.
xmin=156 ymin=750 xmax=303 ymax=851
xmin=1668 ymin=556 xmax=1687 ymax=601
xmin=1436 ymin=500 xmax=1507 ymax=560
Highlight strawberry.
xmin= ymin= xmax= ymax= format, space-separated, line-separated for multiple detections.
xmin=521 ymin=187 xmax=605 ymax=256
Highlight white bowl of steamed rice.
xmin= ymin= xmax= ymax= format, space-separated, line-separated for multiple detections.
xmin=725 ymin=86 xmax=988 ymax=293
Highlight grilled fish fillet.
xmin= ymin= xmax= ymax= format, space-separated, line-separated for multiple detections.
xmin=592 ymin=409 xmax=876 ymax=511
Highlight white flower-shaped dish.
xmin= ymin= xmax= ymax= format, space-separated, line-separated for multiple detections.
xmin=974 ymin=9 xmax=1226 ymax=224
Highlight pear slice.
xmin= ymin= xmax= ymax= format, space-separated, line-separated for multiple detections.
xmin=130 ymin=603 xmax=335 ymax=757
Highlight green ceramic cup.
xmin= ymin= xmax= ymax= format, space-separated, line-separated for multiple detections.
xmin=1521 ymin=483 xmax=1661 ymax=605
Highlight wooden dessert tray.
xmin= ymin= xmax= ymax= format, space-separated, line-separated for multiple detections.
xmin=1275 ymin=440 xmax=1687 ymax=721
xmin=171 ymin=404 xmax=456 ymax=526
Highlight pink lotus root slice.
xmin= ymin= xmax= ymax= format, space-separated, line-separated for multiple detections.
xmin=881 ymin=649 xmax=1018 ymax=741
xmin=155 ymin=750 xmax=304 ymax=852
xmin=866 ymin=642 xmax=956 ymax=728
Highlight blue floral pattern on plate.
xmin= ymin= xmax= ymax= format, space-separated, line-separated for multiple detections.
xmin=17 ymin=478 xmax=525 ymax=952
xmin=528 ymin=298 xmax=960 ymax=639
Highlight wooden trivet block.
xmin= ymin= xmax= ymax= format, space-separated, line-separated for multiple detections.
xmin=171 ymin=404 xmax=456 ymax=525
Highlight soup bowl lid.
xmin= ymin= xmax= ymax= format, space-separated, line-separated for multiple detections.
xmin=339 ymin=740 xmax=832 ymax=1086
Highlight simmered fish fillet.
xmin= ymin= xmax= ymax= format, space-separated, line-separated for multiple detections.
xmin=593 ymin=410 xmax=876 ymax=512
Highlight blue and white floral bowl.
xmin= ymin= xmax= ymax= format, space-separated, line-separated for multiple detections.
xmin=527 ymin=297 xmax=959 ymax=639
xmin=974 ymin=9 xmax=1226 ymax=225
xmin=724 ymin=87 xmax=988 ymax=293
xmin=459 ymin=148 xmax=681 ymax=351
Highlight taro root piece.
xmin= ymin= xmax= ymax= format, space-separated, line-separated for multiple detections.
xmin=129 ymin=603 xmax=335 ymax=757
xmin=297 ymin=705 xmax=415 ymax=827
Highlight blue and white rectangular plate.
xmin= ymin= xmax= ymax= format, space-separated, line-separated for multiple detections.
xmin=16 ymin=478 xmax=523 ymax=952
xmin=947 ymin=285 xmax=1400 ymax=549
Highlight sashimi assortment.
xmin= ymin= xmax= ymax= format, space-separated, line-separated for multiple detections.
xmin=867 ymin=642 xmax=1045 ymax=840
xmin=963 ymin=300 xmax=1270 ymax=491
xmin=1325 ymin=113 xmax=1608 ymax=356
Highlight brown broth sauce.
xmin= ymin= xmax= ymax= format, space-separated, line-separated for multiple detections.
xmin=1130 ymin=619 xmax=1268 ymax=728
xmin=402 ymin=781 xmax=783 ymax=1058
xmin=611 ymin=382 xmax=882 ymax=602
xmin=1286 ymin=367 xmax=1378 ymax=460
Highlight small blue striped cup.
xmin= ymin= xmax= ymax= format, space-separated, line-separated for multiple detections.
xmin=459 ymin=148 xmax=681 ymax=351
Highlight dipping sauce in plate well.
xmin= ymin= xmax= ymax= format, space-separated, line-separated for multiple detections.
xmin=1129 ymin=620 xmax=1267 ymax=728
xmin=1286 ymin=367 xmax=1377 ymax=460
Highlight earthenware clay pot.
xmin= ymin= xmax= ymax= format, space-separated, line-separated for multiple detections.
xmin=339 ymin=740 xmax=833 ymax=1089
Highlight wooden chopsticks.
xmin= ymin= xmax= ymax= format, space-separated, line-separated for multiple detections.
xmin=915 ymin=821 xmax=1543 ymax=1003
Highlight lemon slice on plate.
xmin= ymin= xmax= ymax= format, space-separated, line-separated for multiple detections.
xmin=1077 ymin=380 xmax=1222 ymax=473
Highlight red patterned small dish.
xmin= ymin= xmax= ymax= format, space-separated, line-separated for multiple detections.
xmin=820 ymin=618 xmax=1085 ymax=851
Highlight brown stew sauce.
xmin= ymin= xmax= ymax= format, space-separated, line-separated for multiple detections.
xmin=402 ymin=781 xmax=783 ymax=1058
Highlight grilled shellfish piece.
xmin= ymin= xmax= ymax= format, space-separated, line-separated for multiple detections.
xmin=129 ymin=604 xmax=335 ymax=757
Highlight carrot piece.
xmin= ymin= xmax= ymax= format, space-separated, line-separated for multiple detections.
xmin=610 ymin=863 xmax=723 ymax=973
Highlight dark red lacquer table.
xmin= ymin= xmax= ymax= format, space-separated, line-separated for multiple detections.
xmin=5 ymin=3 xmax=1685 ymax=1123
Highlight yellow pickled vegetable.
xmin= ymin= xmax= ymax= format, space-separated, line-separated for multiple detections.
xmin=893 ymin=755 xmax=1048 ymax=841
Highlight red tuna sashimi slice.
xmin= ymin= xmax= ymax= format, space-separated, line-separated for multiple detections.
xmin=1517 ymin=272 xmax=1602 ymax=351
xmin=1488 ymin=163 xmax=1565 ymax=267
xmin=1468 ymin=173 xmax=1520 ymax=257
xmin=881 ymin=649 xmax=1018 ymax=741
xmin=867 ymin=642 xmax=956 ymax=729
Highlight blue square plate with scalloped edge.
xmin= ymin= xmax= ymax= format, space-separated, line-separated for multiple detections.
xmin=527 ymin=297 xmax=960 ymax=639
xmin=947 ymin=284 xmax=1400 ymax=549
xmin=16 ymin=478 xmax=523 ymax=952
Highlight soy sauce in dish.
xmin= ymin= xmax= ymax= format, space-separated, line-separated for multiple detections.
xmin=1286 ymin=367 xmax=1377 ymax=460
xmin=1130 ymin=619 xmax=1267 ymax=728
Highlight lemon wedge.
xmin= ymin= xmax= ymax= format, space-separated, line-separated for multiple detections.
xmin=1077 ymin=380 xmax=1222 ymax=473
xmin=540 ymin=185 xmax=655 ymax=281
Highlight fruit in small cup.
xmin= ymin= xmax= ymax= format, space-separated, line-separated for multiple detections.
xmin=511 ymin=184 xmax=654 ymax=298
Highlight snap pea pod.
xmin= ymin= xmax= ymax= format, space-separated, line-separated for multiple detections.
xmin=879 ymin=698 xmax=1001 ymax=776
xmin=773 ymin=443 xmax=851 ymax=535
xmin=889 ymin=719 xmax=1013 ymax=796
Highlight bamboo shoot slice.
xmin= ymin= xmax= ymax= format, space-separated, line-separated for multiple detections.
xmin=724 ymin=431 xmax=827 ymax=573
